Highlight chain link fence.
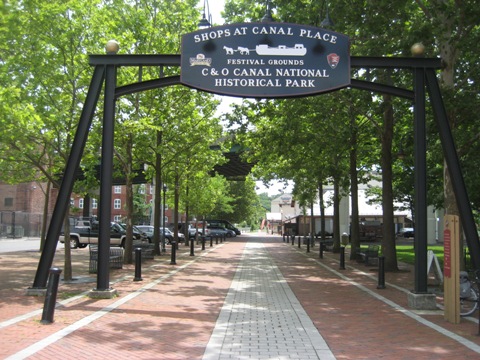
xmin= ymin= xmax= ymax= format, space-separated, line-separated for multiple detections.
xmin=0 ymin=211 xmax=50 ymax=238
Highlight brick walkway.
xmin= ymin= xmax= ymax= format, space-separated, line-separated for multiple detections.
xmin=1 ymin=234 xmax=479 ymax=359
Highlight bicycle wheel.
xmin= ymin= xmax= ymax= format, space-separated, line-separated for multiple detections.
xmin=460 ymin=287 xmax=479 ymax=317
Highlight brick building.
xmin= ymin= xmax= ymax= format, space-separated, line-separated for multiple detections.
xmin=0 ymin=181 xmax=172 ymax=237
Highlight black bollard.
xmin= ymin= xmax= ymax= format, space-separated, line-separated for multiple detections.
xmin=202 ymin=236 xmax=206 ymax=250
xmin=306 ymin=236 xmax=310 ymax=253
xmin=190 ymin=236 xmax=195 ymax=256
xmin=319 ymin=242 xmax=324 ymax=259
xmin=170 ymin=241 xmax=177 ymax=265
xmin=134 ymin=248 xmax=143 ymax=281
xmin=377 ymin=256 xmax=386 ymax=289
xmin=41 ymin=267 xmax=62 ymax=324
xmin=339 ymin=246 xmax=346 ymax=270
xmin=283 ymin=234 xmax=286 ymax=242
xmin=291 ymin=235 xmax=295 ymax=245
xmin=210 ymin=236 xmax=214 ymax=247
xmin=298 ymin=235 xmax=301 ymax=248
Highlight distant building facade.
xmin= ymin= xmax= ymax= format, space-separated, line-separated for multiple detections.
xmin=264 ymin=178 xmax=443 ymax=243
xmin=0 ymin=181 xmax=172 ymax=237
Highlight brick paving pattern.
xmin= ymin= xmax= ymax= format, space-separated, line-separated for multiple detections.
xmin=0 ymin=234 xmax=479 ymax=359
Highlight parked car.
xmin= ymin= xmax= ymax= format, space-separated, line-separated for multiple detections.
xmin=397 ymin=227 xmax=414 ymax=238
xmin=118 ymin=223 xmax=148 ymax=241
xmin=60 ymin=221 xmax=127 ymax=249
xmin=207 ymin=225 xmax=236 ymax=237
xmin=205 ymin=219 xmax=241 ymax=235
xmin=135 ymin=225 xmax=185 ymax=244
xmin=161 ymin=227 xmax=185 ymax=244
xmin=135 ymin=225 xmax=155 ymax=243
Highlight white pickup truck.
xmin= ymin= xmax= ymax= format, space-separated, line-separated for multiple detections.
xmin=60 ymin=222 xmax=127 ymax=249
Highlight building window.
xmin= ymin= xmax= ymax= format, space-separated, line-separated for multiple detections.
xmin=79 ymin=198 xmax=84 ymax=209
xmin=114 ymin=199 xmax=121 ymax=209
xmin=114 ymin=215 xmax=122 ymax=222
xmin=114 ymin=186 xmax=121 ymax=194
xmin=70 ymin=198 xmax=74 ymax=206
xmin=92 ymin=198 xmax=98 ymax=209
xmin=4 ymin=198 xmax=13 ymax=207
xmin=139 ymin=184 xmax=145 ymax=194
xmin=150 ymin=184 xmax=153 ymax=194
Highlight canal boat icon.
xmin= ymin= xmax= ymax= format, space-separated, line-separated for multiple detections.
xmin=255 ymin=44 xmax=307 ymax=56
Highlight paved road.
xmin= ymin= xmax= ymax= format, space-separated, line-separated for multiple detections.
xmin=0 ymin=234 xmax=479 ymax=359
xmin=0 ymin=237 xmax=46 ymax=253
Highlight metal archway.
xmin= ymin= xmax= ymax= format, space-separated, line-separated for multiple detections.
xmin=30 ymin=52 xmax=480 ymax=298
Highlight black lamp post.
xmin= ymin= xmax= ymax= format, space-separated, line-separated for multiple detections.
xmin=162 ymin=184 xmax=167 ymax=253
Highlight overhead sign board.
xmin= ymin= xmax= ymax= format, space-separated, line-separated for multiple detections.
xmin=180 ymin=23 xmax=350 ymax=98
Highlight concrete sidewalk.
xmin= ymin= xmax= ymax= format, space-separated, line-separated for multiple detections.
xmin=0 ymin=234 xmax=479 ymax=359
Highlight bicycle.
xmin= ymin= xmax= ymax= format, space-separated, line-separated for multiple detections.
xmin=460 ymin=269 xmax=480 ymax=317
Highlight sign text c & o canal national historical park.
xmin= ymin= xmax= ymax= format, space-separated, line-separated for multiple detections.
xmin=180 ymin=23 xmax=350 ymax=98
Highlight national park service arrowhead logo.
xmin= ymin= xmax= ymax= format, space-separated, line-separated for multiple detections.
xmin=327 ymin=53 xmax=340 ymax=69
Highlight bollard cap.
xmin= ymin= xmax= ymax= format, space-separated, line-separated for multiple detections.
xmin=49 ymin=267 xmax=62 ymax=274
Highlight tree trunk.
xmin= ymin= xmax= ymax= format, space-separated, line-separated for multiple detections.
xmin=63 ymin=210 xmax=72 ymax=281
xmin=40 ymin=180 xmax=51 ymax=252
xmin=318 ymin=181 xmax=326 ymax=242
xmin=153 ymin=131 xmax=162 ymax=255
xmin=439 ymin=33 xmax=462 ymax=259
xmin=173 ymin=171 xmax=180 ymax=247
xmin=332 ymin=176 xmax=341 ymax=253
xmin=381 ymin=91 xmax=399 ymax=271
xmin=350 ymin=116 xmax=360 ymax=260
xmin=124 ymin=134 xmax=134 ymax=264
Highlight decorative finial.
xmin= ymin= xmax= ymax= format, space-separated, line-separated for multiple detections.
xmin=105 ymin=40 xmax=119 ymax=54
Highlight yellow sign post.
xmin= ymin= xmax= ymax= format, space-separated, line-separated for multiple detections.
xmin=443 ymin=215 xmax=460 ymax=323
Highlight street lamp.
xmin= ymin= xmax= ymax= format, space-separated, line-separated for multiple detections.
xmin=198 ymin=0 xmax=211 ymax=29
xmin=320 ymin=1 xmax=334 ymax=28
xmin=261 ymin=0 xmax=274 ymax=22
xmin=162 ymin=184 xmax=167 ymax=253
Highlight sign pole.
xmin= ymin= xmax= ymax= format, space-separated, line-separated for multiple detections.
xmin=443 ymin=214 xmax=460 ymax=324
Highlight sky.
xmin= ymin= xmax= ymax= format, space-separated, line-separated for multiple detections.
xmin=197 ymin=1 xmax=293 ymax=197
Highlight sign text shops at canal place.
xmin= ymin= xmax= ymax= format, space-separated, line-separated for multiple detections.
xmin=180 ymin=23 xmax=350 ymax=98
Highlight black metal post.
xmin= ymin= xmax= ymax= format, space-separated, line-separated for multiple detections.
xmin=190 ymin=234 xmax=195 ymax=256
xmin=319 ymin=242 xmax=324 ymax=259
xmin=96 ymin=62 xmax=117 ymax=292
xmin=339 ymin=246 xmax=345 ymax=270
xmin=377 ymin=256 xmax=386 ymax=289
xmin=202 ymin=236 xmax=206 ymax=250
xmin=306 ymin=235 xmax=310 ymax=253
xmin=170 ymin=241 xmax=177 ymax=265
xmin=31 ymin=66 xmax=105 ymax=289
xmin=11 ymin=212 xmax=15 ymax=238
xmin=291 ymin=235 xmax=295 ymax=245
xmin=413 ymin=67 xmax=428 ymax=293
xmin=134 ymin=248 xmax=143 ymax=281
xmin=298 ymin=235 xmax=301 ymax=248
xmin=41 ymin=267 xmax=62 ymax=324
xmin=210 ymin=236 xmax=214 ymax=247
